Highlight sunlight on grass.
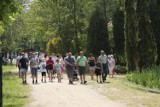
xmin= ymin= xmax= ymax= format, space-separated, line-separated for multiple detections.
xmin=87 ymin=75 xmax=160 ymax=107
xmin=3 ymin=65 xmax=30 ymax=107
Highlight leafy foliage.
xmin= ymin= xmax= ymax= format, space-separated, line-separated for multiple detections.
xmin=124 ymin=0 xmax=137 ymax=71
xmin=87 ymin=3 xmax=110 ymax=56
xmin=137 ymin=0 xmax=157 ymax=71
xmin=126 ymin=66 xmax=160 ymax=89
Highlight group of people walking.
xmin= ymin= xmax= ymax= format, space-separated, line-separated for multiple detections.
xmin=16 ymin=50 xmax=115 ymax=85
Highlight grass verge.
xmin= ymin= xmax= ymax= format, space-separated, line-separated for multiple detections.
xmin=87 ymin=74 xmax=160 ymax=107
xmin=3 ymin=65 xmax=30 ymax=107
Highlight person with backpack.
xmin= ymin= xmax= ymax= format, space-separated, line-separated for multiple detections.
xmin=76 ymin=51 xmax=87 ymax=84
xmin=19 ymin=53 xmax=29 ymax=84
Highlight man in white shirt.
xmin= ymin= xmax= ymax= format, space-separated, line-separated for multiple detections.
xmin=98 ymin=50 xmax=109 ymax=82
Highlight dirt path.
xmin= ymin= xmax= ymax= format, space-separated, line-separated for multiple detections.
xmin=27 ymin=73 xmax=126 ymax=107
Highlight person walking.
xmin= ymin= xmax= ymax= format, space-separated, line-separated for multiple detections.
xmin=95 ymin=58 xmax=102 ymax=83
xmin=65 ymin=52 xmax=75 ymax=84
xmin=88 ymin=53 xmax=96 ymax=80
xmin=46 ymin=56 xmax=54 ymax=82
xmin=98 ymin=50 xmax=109 ymax=82
xmin=19 ymin=53 xmax=29 ymax=84
xmin=39 ymin=59 xmax=47 ymax=83
xmin=108 ymin=55 xmax=116 ymax=78
xmin=30 ymin=53 xmax=39 ymax=84
xmin=77 ymin=51 xmax=87 ymax=84
xmin=55 ymin=59 xmax=62 ymax=82
xmin=16 ymin=54 xmax=22 ymax=77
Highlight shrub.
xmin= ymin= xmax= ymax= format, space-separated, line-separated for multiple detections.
xmin=126 ymin=66 xmax=160 ymax=90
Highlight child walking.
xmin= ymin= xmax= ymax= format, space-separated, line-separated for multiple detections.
xmin=39 ymin=59 xmax=47 ymax=83
xmin=55 ymin=59 xmax=62 ymax=82
xmin=95 ymin=58 xmax=102 ymax=83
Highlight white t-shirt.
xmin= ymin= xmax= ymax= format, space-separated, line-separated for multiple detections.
xmin=99 ymin=55 xmax=108 ymax=64
xmin=52 ymin=56 xmax=58 ymax=63
xmin=55 ymin=63 xmax=61 ymax=73
xmin=39 ymin=62 xmax=47 ymax=72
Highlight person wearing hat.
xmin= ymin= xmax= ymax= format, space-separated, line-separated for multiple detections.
xmin=19 ymin=53 xmax=29 ymax=84
xmin=65 ymin=52 xmax=75 ymax=84
xmin=98 ymin=50 xmax=109 ymax=82
xmin=108 ymin=55 xmax=115 ymax=77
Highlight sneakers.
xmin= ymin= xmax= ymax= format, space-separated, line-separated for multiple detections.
xmin=58 ymin=79 xmax=61 ymax=83
xmin=32 ymin=80 xmax=38 ymax=84
xmin=35 ymin=80 xmax=38 ymax=84
xmin=84 ymin=81 xmax=87 ymax=84
xmin=69 ymin=80 xmax=73 ymax=84
xmin=22 ymin=80 xmax=27 ymax=84
xmin=80 ymin=81 xmax=87 ymax=84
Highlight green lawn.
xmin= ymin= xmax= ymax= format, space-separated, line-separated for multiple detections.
xmin=3 ymin=65 xmax=30 ymax=107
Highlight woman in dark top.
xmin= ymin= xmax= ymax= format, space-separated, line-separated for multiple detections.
xmin=88 ymin=53 xmax=96 ymax=80
xmin=19 ymin=53 xmax=29 ymax=84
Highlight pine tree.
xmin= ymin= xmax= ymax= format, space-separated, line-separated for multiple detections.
xmin=137 ymin=0 xmax=157 ymax=71
xmin=149 ymin=0 xmax=160 ymax=65
xmin=112 ymin=8 xmax=125 ymax=65
xmin=124 ymin=0 xmax=138 ymax=71
xmin=87 ymin=5 xmax=109 ymax=56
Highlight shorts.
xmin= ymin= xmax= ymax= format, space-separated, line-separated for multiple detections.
xmin=21 ymin=68 xmax=28 ymax=72
xmin=78 ymin=66 xmax=86 ymax=75
xmin=95 ymin=69 xmax=101 ymax=76
xmin=48 ymin=70 xmax=53 ymax=74
xmin=31 ymin=68 xmax=38 ymax=76
xmin=89 ymin=66 xmax=95 ymax=71
xmin=66 ymin=69 xmax=74 ymax=78
xmin=41 ymin=72 xmax=46 ymax=76
xmin=56 ymin=70 xmax=61 ymax=74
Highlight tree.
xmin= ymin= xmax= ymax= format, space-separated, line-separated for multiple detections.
xmin=88 ymin=4 xmax=109 ymax=56
xmin=149 ymin=0 xmax=160 ymax=65
xmin=137 ymin=0 xmax=157 ymax=71
xmin=112 ymin=6 xmax=125 ymax=65
xmin=124 ymin=0 xmax=138 ymax=71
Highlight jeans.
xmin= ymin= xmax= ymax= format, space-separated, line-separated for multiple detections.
xmin=102 ymin=63 xmax=108 ymax=81
xmin=31 ymin=67 xmax=38 ymax=76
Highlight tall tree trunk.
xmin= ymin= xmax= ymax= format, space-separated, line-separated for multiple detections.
xmin=137 ymin=0 xmax=157 ymax=71
xmin=124 ymin=0 xmax=137 ymax=72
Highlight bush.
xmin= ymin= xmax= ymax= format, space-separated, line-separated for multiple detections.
xmin=115 ymin=65 xmax=127 ymax=74
xmin=126 ymin=66 xmax=160 ymax=90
